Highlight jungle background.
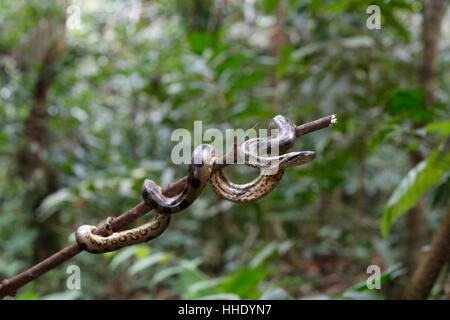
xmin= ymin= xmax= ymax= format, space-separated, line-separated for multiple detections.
xmin=0 ymin=0 xmax=449 ymax=300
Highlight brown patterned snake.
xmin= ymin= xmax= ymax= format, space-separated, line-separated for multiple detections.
xmin=76 ymin=144 xmax=217 ymax=253
xmin=76 ymin=115 xmax=315 ymax=253
xmin=210 ymin=115 xmax=315 ymax=202
xmin=75 ymin=213 xmax=171 ymax=253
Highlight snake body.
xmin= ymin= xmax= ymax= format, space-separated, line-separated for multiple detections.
xmin=76 ymin=115 xmax=315 ymax=253
xmin=210 ymin=115 xmax=315 ymax=202
xmin=76 ymin=144 xmax=216 ymax=253
xmin=75 ymin=213 xmax=170 ymax=253
xmin=141 ymin=143 xmax=217 ymax=214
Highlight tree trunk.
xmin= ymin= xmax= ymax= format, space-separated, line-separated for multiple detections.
xmin=420 ymin=0 xmax=448 ymax=107
xmin=17 ymin=15 xmax=67 ymax=263
xmin=270 ymin=2 xmax=289 ymax=111
xmin=406 ymin=206 xmax=450 ymax=299
xmin=406 ymin=197 xmax=427 ymax=275
xmin=405 ymin=0 xmax=447 ymax=277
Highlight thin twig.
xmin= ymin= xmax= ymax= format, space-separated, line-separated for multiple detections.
xmin=0 ymin=114 xmax=336 ymax=299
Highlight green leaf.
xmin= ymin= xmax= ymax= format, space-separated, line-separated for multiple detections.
xmin=325 ymin=0 xmax=350 ymax=13
xmin=152 ymin=258 xmax=202 ymax=284
xmin=219 ymin=266 xmax=272 ymax=299
xmin=178 ymin=267 xmax=210 ymax=299
xmin=249 ymin=242 xmax=278 ymax=268
xmin=383 ymin=9 xmax=410 ymax=41
xmin=128 ymin=252 xmax=169 ymax=275
xmin=135 ymin=246 xmax=151 ymax=259
xmin=261 ymin=0 xmax=281 ymax=14
xmin=187 ymin=32 xmax=214 ymax=55
xmin=291 ymin=43 xmax=324 ymax=61
xmin=37 ymin=188 xmax=75 ymax=221
xmin=186 ymin=277 xmax=226 ymax=299
xmin=228 ymin=71 xmax=266 ymax=95
xmin=426 ymin=121 xmax=450 ymax=138
xmin=388 ymin=88 xmax=436 ymax=123
xmin=109 ymin=246 xmax=138 ymax=271
xmin=368 ymin=123 xmax=405 ymax=150
xmin=15 ymin=283 xmax=39 ymax=300
xmin=381 ymin=149 xmax=450 ymax=237
xmin=310 ymin=0 xmax=324 ymax=15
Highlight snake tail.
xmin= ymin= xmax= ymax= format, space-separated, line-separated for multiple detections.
xmin=76 ymin=212 xmax=171 ymax=253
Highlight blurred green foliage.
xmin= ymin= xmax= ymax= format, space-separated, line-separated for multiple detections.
xmin=0 ymin=0 xmax=449 ymax=300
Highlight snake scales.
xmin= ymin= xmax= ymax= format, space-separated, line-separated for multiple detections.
xmin=76 ymin=115 xmax=315 ymax=253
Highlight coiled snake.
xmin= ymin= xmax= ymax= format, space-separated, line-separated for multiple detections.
xmin=210 ymin=115 xmax=315 ymax=202
xmin=75 ymin=144 xmax=217 ymax=253
xmin=76 ymin=115 xmax=315 ymax=253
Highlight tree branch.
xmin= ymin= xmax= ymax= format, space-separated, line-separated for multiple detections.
xmin=0 ymin=114 xmax=336 ymax=299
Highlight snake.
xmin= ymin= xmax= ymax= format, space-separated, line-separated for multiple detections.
xmin=75 ymin=214 xmax=171 ymax=254
xmin=210 ymin=115 xmax=315 ymax=202
xmin=76 ymin=115 xmax=315 ymax=253
xmin=76 ymin=144 xmax=217 ymax=253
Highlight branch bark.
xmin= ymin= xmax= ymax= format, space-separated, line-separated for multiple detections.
xmin=0 ymin=114 xmax=336 ymax=299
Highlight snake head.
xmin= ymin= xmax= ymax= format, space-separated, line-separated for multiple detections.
xmin=280 ymin=151 xmax=316 ymax=168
